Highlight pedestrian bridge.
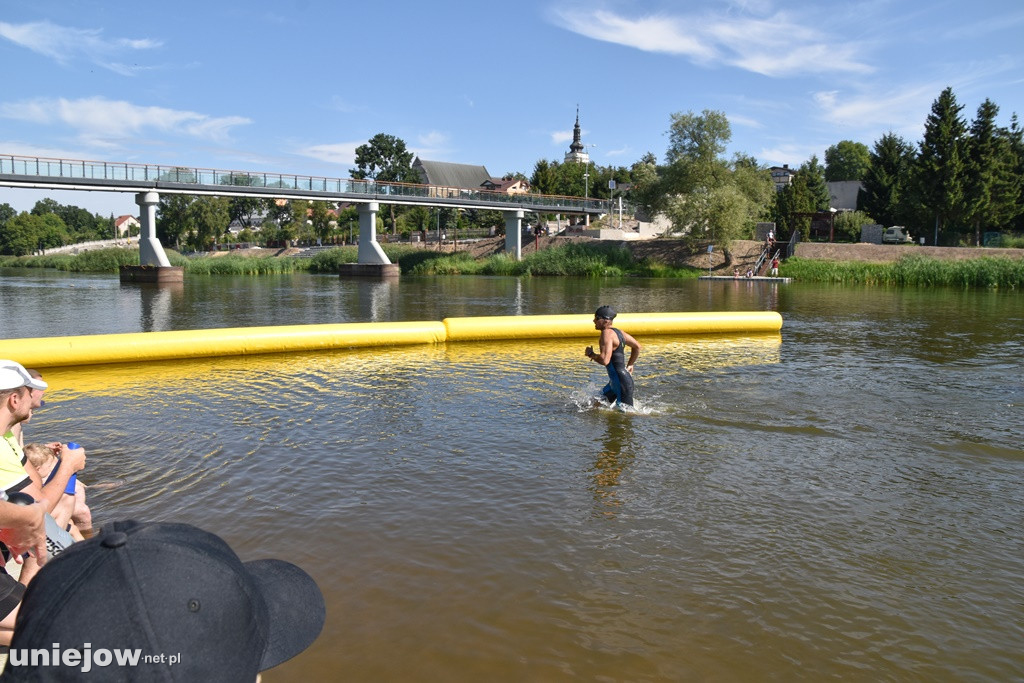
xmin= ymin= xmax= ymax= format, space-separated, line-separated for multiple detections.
xmin=0 ymin=154 xmax=610 ymax=267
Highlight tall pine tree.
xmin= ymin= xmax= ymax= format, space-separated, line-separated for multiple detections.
xmin=861 ymin=133 xmax=916 ymax=227
xmin=915 ymin=87 xmax=967 ymax=245
xmin=963 ymin=99 xmax=1021 ymax=245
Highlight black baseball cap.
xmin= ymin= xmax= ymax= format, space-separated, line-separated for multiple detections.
xmin=5 ymin=520 xmax=326 ymax=681
xmin=594 ymin=306 xmax=616 ymax=320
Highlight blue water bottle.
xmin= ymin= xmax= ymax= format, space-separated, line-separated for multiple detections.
xmin=65 ymin=442 xmax=81 ymax=495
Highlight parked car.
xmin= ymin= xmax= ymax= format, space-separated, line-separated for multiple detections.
xmin=882 ymin=226 xmax=914 ymax=244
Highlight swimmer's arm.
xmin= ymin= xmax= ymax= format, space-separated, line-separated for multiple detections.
xmin=622 ymin=331 xmax=642 ymax=371
xmin=587 ymin=329 xmax=616 ymax=366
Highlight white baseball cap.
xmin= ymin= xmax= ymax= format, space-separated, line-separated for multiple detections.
xmin=0 ymin=360 xmax=47 ymax=392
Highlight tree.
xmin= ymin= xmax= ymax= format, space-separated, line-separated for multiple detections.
xmin=659 ymin=110 xmax=773 ymax=260
xmin=156 ymin=194 xmax=195 ymax=249
xmin=914 ymin=87 xmax=967 ymax=245
xmin=824 ymin=140 xmax=871 ymax=181
xmin=187 ymin=196 xmax=230 ymax=251
xmin=799 ymin=155 xmax=830 ymax=210
xmin=666 ymin=109 xmax=731 ymax=165
xmin=0 ymin=212 xmax=68 ymax=255
xmin=861 ymin=133 xmax=916 ymax=227
xmin=310 ymin=201 xmax=333 ymax=242
xmin=834 ymin=210 xmax=876 ymax=242
xmin=351 ymin=133 xmax=417 ymax=234
xmin=963 ymin=99 xmax=1022 ymax=245
xmin=1008 ymin=114 xmax=1024 ymax=232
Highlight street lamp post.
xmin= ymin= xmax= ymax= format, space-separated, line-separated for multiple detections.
xmin=583 ymin=144 xmax=596 ymax=226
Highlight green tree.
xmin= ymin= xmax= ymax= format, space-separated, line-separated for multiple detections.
xmin=530 ymin=159 xmax=558 ymax=195
xmin=659 ymin=110 xmax=773 ymax=261
xmin=963 ymin=99 xmax=1022 ymax=245
xmin=773 ymin=174 xmax=816 ymax=239
xmin=310 ymin=201 xmax=333 ymax=242
xmin=861 ymin=133 xmax=916 ymax=227
xmin=799 ymin=155 xmax=830 ymax=210
xmin=914 ymin=87 xmax=967 ymax=245
xmin=824 ymin=140 xmax=871 ymax=181
xmin=187 ymin=196 xmax=230 ymax=251
xmin=834 ymin=210 xmax=876 ymax=242
xmin=0 ymin=212 xmax=69 ymax=255
xmin=351 ymin=133 xmax=416 ymax=235
xmin=1008 ymin=114 xmax=1024 ymax=232
xmin=157 ymin=194 xmax=195 ymax=249
xmin=666 ymin=109 xmax=731 ymax=165
xmin=265 ymin=199 xmax=293 ymax=228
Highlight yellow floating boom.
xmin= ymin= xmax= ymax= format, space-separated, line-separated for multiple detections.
xmin=0 ymin=311 xmax=782 ymax=368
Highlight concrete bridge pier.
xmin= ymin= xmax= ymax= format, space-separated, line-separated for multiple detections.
xmin=341 ymin=201 xmax=399 ymax=277
xmin=120 ymin=191 xmax=183 ymax=283
xmin=504 ymin=209 xmax=523 ymax=261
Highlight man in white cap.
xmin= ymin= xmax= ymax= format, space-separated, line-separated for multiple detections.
xmin=0 ymin=361 xmax=51 ymax=644
xmin=0 ymin=362 xmax=84 ymax=508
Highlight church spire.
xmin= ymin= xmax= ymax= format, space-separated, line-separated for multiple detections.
xmin=564 ymin=106 xmax=590 ymax=163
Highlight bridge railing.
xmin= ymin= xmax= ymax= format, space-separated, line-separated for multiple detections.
xmin=0 ymin=154 xmax=620 ymax=215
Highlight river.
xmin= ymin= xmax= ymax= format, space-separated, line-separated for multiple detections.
xmin=1 ymin=268 xmax=1022 ymax=681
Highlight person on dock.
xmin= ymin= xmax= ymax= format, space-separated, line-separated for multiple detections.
xmin=770 ymin=256 xmax=780 ymax=277
xmin=585 ymin=306 xmax=641 ymax=408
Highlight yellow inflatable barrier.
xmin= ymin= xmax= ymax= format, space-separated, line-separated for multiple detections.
xmin=0 ymin=311 xmax=782 ymax=368
xmin=442 ymin=311 xmax=782 ymax=341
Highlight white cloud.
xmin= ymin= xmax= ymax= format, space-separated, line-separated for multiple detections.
xmin=551 ymin=130 xmax=573 ymax=145
xmin=0 ymin=97 xmax=251 ymax=146
xmin=813 ymin=85 xmax=938 ymax=132
xmin=293 ymin=142 xmax=360 ymax=166
xmin=0 ymin=20 xmax=161 ymax=75
xmin=417 ymin=131 xmax=449 ymax=149
xmin=549 ymin=6 xmax=872 ymax=77
xmin=727 ymin=113 xmax=763 ymax=129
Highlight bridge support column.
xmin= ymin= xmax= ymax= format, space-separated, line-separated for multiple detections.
xmin=504 ymin=210 xmax=523 ymax=261
xmin=341 ymin=202 xmax=399 ymax=278
xmin=120 ymin=191 xmax=182 ymax=283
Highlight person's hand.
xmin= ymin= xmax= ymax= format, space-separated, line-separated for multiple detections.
xmin=0 ymin=501 xmax=47 ymax=566
xmin=585 ymin=346 xmax=594 ymax=358
xmin=626 ymin=364 xmax=634 ymax=375
xmin=61 ymin=444 xmax=87 ymax=473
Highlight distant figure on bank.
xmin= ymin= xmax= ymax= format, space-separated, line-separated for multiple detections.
xmin=770 ymin=256 xmax=780 ymax=277
xmin=585 ymin=306 xmax=641 ymax=408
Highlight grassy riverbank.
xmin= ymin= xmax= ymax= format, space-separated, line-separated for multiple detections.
xmin=5 ymin=244 xmax=1024 ymax=288
xmin=782 ymin=255 xmax=1024 ymax=288
xmin=1 ymin=243 xmax=697 ymax=278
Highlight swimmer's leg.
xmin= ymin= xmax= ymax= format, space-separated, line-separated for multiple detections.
xmin=617 ymin=369 xmax=635 ymax=407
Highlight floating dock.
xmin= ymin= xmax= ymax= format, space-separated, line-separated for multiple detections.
xmin=699 ymin=276 xmax=793 ymax=283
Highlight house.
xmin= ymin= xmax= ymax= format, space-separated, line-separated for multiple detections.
xmin=769 ymin=165 xmax=795 ymax=191
xmin=481 ymin=177 xmax=531 ymax=195
xmin=827 ymin=180 xmax=864 ymax=212
xmin=114 ymin=214 xmax=140 ymax=238
xmin=413 ymin=158 xmax=490 ymax=187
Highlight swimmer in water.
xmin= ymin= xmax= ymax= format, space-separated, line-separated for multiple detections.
xmin=584 ymin=306 xmax=641 ymax=408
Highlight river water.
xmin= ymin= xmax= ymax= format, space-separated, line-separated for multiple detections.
xmin=1 ymin=269 xmax=1022 ymax=681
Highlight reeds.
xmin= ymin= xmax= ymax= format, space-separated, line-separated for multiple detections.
xmin=782 ymin=255 xmax=1024 ymax=288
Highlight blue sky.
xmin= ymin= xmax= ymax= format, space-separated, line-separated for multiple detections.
xmin=2 ymin=0 xmax=1023 ymax=217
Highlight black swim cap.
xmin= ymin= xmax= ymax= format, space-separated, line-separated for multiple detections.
xmin=594 ymin=306 xmax=616 ymax=320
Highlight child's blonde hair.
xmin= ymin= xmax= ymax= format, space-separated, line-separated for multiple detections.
xmin=24 ymin=442 xmax=56 ymax=472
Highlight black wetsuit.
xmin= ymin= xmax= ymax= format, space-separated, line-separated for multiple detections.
xmin=600 ymin=328 xmax=634 ymax=406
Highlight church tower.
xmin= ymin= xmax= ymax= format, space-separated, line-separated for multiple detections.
xmin=564 ymin=107 xmax=590 ymax=164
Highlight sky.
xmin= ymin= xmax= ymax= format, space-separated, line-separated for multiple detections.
xmin=2 ymin=0 xmax=1023 ymax=218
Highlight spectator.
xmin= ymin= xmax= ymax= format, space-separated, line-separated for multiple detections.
xmin=4 ymin=520 xmax=326 ymax=680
